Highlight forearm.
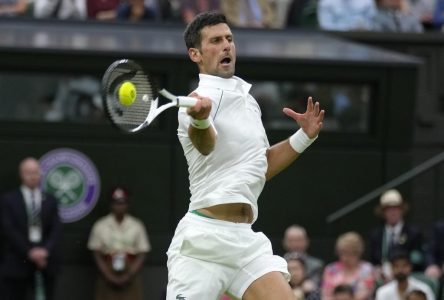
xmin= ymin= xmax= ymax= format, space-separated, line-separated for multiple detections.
xmin=93 ymin=251 xmax=113 ymax=279
xmin=188 ymin=125 xmax=217 ymax=156
xmin=127 ymin=253 xmax=146 ymax=277
xmin=44 ymin=202 xmax=62 ymax=253
xmin=265 ymin=139 xmax=300 ymax=180
xmin=266 ymin=129 xmax=317 ymax=180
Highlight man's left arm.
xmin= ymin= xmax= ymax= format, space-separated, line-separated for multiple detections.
xmin=266 ymin=97 xmax=324 ymax=180
xmin=43 ymin=194 xmax=62 ymax=254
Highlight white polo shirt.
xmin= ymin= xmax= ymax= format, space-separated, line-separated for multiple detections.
xmin=375 ymin=277 xmax=435 ymax=300
xmin=177 ymin=74 xmax=269 ymax=223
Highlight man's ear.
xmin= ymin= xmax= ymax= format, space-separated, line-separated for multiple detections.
xmin=188 ymin=47 xmax=201 ymax=63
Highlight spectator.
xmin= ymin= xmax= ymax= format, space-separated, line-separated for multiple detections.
xmin=368 ymin=189 xmax=425 ymax=282
xmin=375 ymin=251 xmax=435 ymax=300
xmin=0 ymin=0 xmax=27 ymax=17
xmin=285 ymin=252 xmax=320 ymax=300
xmin=286 ymin=0 xmax=318 ymax=28
xmin=406 ymin=0 xmax=436 ymax=29
xmin=1 ymin=157 xmax=62 ymax=300
xmin=317 ymin=0 xmax=376 ymax=31
xmin=332 ymin=284 xmax=355 ymax=300
xmin=406 ymin=290 xmax=429 ymax=300
xmin=221 ymin=0 xmax=276 ymax=28
xmin=282 ymin=224 xmax=324 ymax=286
xmin=181 ymin=0 xmax=221 ymax=24
xmin=322 ymin=232 xmax=375 ymax=300
xmin=116 ymin=0 xmax=158 ymax=22
xmin=433 ymin=0 xmax=444 ymax=30
xmin=373 ymin=0 xmax=424 ymax=32
xmin=34 ymin=0 xmax=87 ymax=19
xmin=88 ymin=187 xmax=151 ymax=300
xmin=87 ymin=0 xmax=120 ymax=20
xmin=424 ymin=219 xmax=444 ymax=279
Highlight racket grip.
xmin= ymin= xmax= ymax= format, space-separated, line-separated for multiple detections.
xmin=177 ymin=96 xmax=198 ymax=107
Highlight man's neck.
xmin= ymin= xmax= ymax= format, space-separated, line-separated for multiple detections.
xmin=397 ymin=279 xmax=408 ymax=294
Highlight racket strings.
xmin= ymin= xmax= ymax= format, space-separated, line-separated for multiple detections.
xmin=106 ymin=69 xmax=156 ymax=131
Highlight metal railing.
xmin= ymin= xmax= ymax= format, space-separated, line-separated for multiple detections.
xmin=326 ymin=151 xmax=444 ymax=223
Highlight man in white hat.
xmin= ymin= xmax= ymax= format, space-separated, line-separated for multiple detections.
xmin=368 ymin=189 xmax=425 ymax=282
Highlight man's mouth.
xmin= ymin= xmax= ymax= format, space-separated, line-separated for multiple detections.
xmin=220 ymin=57 xmax=232 ymax=65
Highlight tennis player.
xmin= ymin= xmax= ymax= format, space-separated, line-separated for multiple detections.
xmin=166 ymin=11 xmax=324 ymax=300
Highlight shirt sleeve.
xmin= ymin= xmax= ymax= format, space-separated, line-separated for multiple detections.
xmin=134 ymin=221 xmax=151 ymax=253
xmin=87 ymin=222 xmax=103 ymax=251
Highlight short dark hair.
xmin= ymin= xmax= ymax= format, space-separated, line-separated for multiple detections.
xmin=284 ymin=252 xmax=306 ymax=267
xmin=333 ymin=284 xmax=354 ymax=296
xmin=406 ymin=290 xmax=427 ymax=300
xmin=389 ymin=250 xmax=411 ymax=264
xmin=183 ymin=11 xmax=227 ymax=49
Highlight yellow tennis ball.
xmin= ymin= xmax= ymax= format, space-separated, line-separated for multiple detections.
xmin=118 ymin=81 xmax=137 ymax=106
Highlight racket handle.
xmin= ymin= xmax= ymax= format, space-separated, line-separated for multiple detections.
xmin=177 ymin=96 xmax=198 ymax=107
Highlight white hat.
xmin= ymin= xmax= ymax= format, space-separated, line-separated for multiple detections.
xmin=380 ymin=189 xmax=403 ymax=207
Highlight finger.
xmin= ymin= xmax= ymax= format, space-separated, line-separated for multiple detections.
xmin=283 ymin=107 xmax=298 ymax=119
xmin=307 ymin=97 xmax=314 ymax=112
xmin=318 ymin=109 xmax=325 ymax=122
xmin=187 ymin=99 xmax=202 ymax=115
xmin=314 ymin=102 xmax=320 ymax=116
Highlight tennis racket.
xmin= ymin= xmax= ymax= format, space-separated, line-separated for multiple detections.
xmin=102 ymin=59 xmax=197 ymax=133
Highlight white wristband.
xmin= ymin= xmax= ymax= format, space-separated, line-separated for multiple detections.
xmin=289 ymin=128 xmax=317 ymax=153
xmin=190 ymin=117 xmax=211 ymax=129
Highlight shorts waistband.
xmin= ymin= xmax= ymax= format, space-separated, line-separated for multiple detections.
xmin=184 ymin=211 xmax=252 ymax=230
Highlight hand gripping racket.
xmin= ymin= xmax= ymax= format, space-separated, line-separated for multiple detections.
xmin=102 ymin=59 xmax=197 ymax=133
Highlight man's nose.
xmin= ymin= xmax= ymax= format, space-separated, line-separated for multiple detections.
xmin=223 ymin=39 xmax=230 ymax=51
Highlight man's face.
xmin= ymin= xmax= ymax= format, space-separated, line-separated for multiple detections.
xmin=20 ymin=159 xmax=41 ymax=189
xmin=283 ymin=228 xmax=308 ymax=252
xmin=189 ymin=23 xmax=236 ymax=78
xmin=392 ymin=258 xmax=411 ymax=282
xmin=337 ymin=248 xmax=360 ymax=267
xmin=383 ymin=206 xmax=403 ymax=226
xmin=288 ymin=259 xmax=305 ymax=286
xmin=111 ymin=201 xmax=128 ymax=218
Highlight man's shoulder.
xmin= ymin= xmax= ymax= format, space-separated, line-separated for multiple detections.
xmin=369 ymin=225 xmax=384 ymax=237
xmin=2 ymin=189 xmax=21 ymax=202
xmin=43 ymin=192 xmax=58 ymax=203
xmin=377 ymin=281 xmax=397 ymax=296
xmin=402 ymin=222 xmax=422 ymax=235
xmin=305 ymin=254 xmax=324 ymax=267
xmin=125 ymin=215 xmax=146 ymax=228
xmin=92 ymin=214 xmax=113 ymax=228
xmin=409 ymin=276 xmax=433 ymax=291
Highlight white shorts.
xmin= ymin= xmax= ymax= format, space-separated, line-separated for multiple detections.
xmin=166 ymin=212 xmax=290 ymax=300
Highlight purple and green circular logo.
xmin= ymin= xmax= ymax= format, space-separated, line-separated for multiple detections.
xmin=40 ymin=148 xmax=100 ymax=223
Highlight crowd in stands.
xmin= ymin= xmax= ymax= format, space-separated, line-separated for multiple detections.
xmin=1 ymin=0 xmax=444 ymax=32
xmin=280 ymin=189 xmax=444 ymax=300
xmin=1 ymin=162 xmax=444 ymax=299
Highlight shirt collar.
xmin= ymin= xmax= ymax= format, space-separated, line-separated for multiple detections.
xmin=108 ymin=213 xmax=129 ymax=228
xmin=198 ymin=74 xmax=252 ymax=96
xmin=385 ymin=221 xmax=403 ymax=235
xmin=20 ymin=185 xmax=41 ymax=197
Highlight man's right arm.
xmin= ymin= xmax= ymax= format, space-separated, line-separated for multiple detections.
xmin=186 ymin=93 xmax=216 ymax=155
xmin=2 ymin=195 xmax=31 ymax=258
xmin=188 ymin=126 xmax=217 ymax=155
